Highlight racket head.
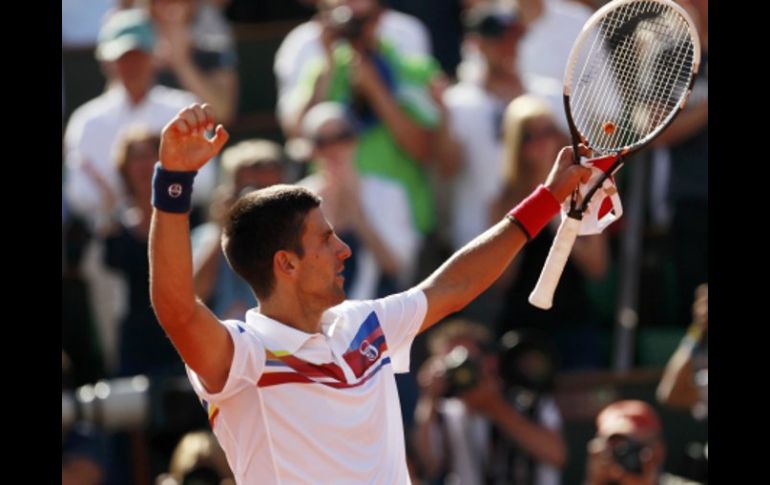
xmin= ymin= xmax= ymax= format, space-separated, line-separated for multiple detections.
xmin=563 ymin=0 xmax=701 ymax=158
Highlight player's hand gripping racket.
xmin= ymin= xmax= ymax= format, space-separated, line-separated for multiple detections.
xmin=529 ymin=0 xmax=701 ymax=309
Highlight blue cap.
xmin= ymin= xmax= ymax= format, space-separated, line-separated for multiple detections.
xmin=96 ymin=9 xmax=155 ymax=62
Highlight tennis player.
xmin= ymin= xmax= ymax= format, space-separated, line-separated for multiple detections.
xmin=149 ymin=103 xmax=590 ymax=483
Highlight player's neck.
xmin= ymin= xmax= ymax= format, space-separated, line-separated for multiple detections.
xmin=258 ymin=291 xmax=325 ymax=335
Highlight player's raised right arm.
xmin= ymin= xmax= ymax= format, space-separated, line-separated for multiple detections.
xmin=149 ymin=103 xmax=232 ymax=393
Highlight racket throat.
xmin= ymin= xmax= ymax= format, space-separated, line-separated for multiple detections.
xmin=567 ymin=207 xmax=584 ymax=220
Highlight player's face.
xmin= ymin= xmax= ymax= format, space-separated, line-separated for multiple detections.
xmin=295 ymin=208 xmax=352 ymax=307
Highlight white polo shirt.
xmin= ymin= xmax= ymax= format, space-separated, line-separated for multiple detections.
xmin=186 ymin=288 xmax=428 ymax=484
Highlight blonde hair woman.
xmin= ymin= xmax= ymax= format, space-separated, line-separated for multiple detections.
xmin=491 ymin=94 xmax=609 ymax=370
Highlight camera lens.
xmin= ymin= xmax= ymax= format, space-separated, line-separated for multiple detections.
xmin=442 ymin=346 xmax=481 ymax=397
xmin=609 ymin=435 xmax=646 ymax=475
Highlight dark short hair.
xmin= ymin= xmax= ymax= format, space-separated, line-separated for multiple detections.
xmin=222 ymin=185 xmax=321 ymax=300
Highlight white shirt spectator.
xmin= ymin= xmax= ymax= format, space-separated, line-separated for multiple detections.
xmin=64 ymin=84 xmax=216 ymax=228
xmin=518 ymin=0 xmax=593 ymax=84
xmin=433 ymin=395 xmax=562 ymax=485
xmin=443 ymin=81 xmax=507 ymax=250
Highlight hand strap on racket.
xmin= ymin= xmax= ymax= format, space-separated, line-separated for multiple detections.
xmin=564 ymin=155 xmax=624 ymax=235
xmin=506 ymin=185 xmax=561 ymax=241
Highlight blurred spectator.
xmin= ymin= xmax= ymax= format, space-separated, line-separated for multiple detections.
xmin=443 ymin=0 xmax=527 ymax=252
xmin=155 ymin=431 xmax=235 ymax=485
xmin=274 ymin=0 xmax=432 ymax=131
xmin=413 ymin=319 xmax=566 ymax=484
xmin=585 ymin=400 xmax=701 ymax=485
xmin=297 ymin=101 xmax=421 ymax=300
xmin=192 ymin=0 xmax=236 ymax=53
xmin=515 ymin=0 xmax=592 ymax=89
xmin=490 ymin=94 xmax=608 ymax=369
xmin=657 ymin=283 xmax=708 ymax=419
xmin=138 ymin=0 xmax=239 ymax=125
xmin=649 ymin=0 xmax=708 ymax=327
xmin=385 ymin=0 xmax=465 ymax=76
xmin=64 ymin=8 xmax=205 ymax=229
xmin=63 ymin=9 xmax=213 ymax=372
xmin=99 ymin=126 xmax=185 ymax=377
xmin=291 ymin=0 xmax=444 ymax=238
xmin=192 ymin=139 xmax=285 ymax=320
xmin=457 ymin=0 xmax=590 ymax=134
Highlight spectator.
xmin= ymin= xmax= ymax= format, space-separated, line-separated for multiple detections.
xmin=490 ymin=94 xmax=608 ymax=369
xmin=140 ymin=0 xmax=239 ymax=125
xmin=274 ymin=0 xmax=432 ymax=132
xmin=413 ymin=319 xmax=566 ymax=484
xmin=156 ymin=431 xmax=235 ymax=485
xmin=585 ymin=400 xmax=701 ymax=485
xmin=657 ymin=283 xmax=708 ymax=419
xmin=292 ymin=0 xmax=444 ymax=237
xmin=63 ymin=8 xmax=210 ymax=373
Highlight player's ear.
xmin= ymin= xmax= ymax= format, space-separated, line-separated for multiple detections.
xmin=274 ymin=250 xmax=299 ymax=279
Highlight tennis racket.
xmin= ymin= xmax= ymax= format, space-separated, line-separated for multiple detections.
xmin=529 ymin=0 xmax=701 ymax=310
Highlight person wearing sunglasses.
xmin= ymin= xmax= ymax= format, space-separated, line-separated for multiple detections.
xmin=297 ymin=101 xmax=421 ymax=302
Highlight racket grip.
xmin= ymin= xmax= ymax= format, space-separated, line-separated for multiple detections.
xmin=528 ymin=216 xmax=581 ymax=310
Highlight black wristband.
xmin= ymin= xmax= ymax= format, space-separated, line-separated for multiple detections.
xmin=151 ymin=162 xmax=197 ymax=213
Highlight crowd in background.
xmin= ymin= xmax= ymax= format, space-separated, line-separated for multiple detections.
xmin=62 ymin=0 xmax=708 ymax=483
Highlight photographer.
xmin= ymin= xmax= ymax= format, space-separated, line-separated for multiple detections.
xmin=290 ymin=0 xmax=444 ymax=238
xmin=413 ymin=319 xmax=566 ymax=485
xmin=585 ymin=400 xmax=701 ymax=485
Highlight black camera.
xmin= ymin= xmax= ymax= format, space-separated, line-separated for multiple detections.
xmin=497 ymin=330 xmax=558 ymax=394
xmin=325 ymin=5 xmax=368 ymax=41
xmin=609 ymin=434 xmax=648 ymax=475
xmin=441 ymin=345 xmax=483 ymax=398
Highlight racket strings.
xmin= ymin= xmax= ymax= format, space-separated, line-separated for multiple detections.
xmin=569 ymin=0 xmax=696 ymax=152
xmin=585 ymin=1 xmax=668 ymax=148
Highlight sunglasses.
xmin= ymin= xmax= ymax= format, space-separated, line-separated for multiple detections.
xmin=522 ymin=126 xmax=559 ymax=144
xmin=314 ymin=129 xmax=356 ymax=148
xmin=477 ymin=16 xmax=524 ymax=39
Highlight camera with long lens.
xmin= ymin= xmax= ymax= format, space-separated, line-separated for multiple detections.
xmin=62 ymin=375 xmax=207 ymax=434
xmin=325 ymin=5 xmax=368 ymax=41
xmin=441 ymin=345 xmax=483 ymax=398
xmin=608 ymin=434 xmax=649 ymax=475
